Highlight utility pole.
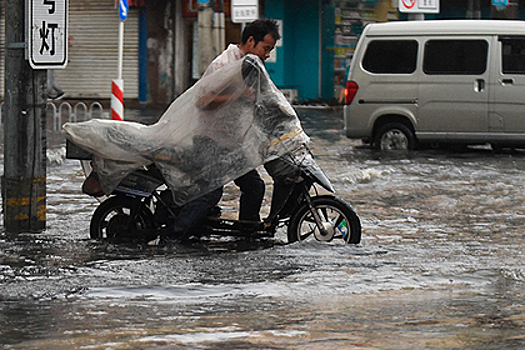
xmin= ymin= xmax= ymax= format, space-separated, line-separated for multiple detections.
xmin=213 ymin=0 xmax=226 ymax=55
xmin=198 ymin=0 xmax=215 ymax=76
xmin=3 ymin=0 xmax=47 ymax=233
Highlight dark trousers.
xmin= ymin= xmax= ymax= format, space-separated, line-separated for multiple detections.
xmin=172 ymin=187 xmax=223 ymax=234
xmin=233 ymin=159 xmax=298 ymax=222
xmin=234 ymin=169 xmax=265 ymax=221
xmin=173 ymin=168 xmax=265 ymax=237
xmin=264 ymin=158 xmax=298 ymax=218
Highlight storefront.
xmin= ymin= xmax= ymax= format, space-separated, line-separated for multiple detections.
xmin=56 ymin=0 xmax=141 ymax=100
xmin=331 ymin=0 xmax=398 ymax=100
xmin=263 ymin=0 xmax=334 ymax=101
xmin=2 ymin=0 xmax=525 ymax=104
xmin=0 ymin=0 xmax=142 ymax=100
xmin=263 ymin=0 xmax=398 ymax=102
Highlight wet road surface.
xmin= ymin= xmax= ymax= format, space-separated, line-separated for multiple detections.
xmin=0 ymin=107 xmax=524 ymax=349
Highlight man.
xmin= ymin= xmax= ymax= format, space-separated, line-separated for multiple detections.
xmin=148 ymin=19 xmax=280 ymax=245
xmin=202 ymin=18 xmax=281 ymax=222
xmin=203 ymin=19 xmax=279 ymax=77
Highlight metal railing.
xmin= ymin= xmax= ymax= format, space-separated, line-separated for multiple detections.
xmin=48 ymin=101 xmax=106 ymax=131
xmin=0 ymin=101 xmax=107 ymax=131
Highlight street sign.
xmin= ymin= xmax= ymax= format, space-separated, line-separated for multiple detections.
xmin=231 ymin=0 xmax=258 ymax=23
xmin=119 ymin=0 xmax=129 ymax=21
xmin=399 ymin=0 xmax=440 ymax=13
xmin=28 ymin=0 xmax=68 ymax=69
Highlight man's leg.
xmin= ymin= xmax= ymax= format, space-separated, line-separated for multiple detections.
xmin=166 ymin=187 xmax=223 ymax=238
xmin=264 ymin=159 xmax=298 ymax=218
xmin=267 ymin=178 xmax=291 ymax=218
xmin=234 ymin=169 xmax=265 ymax=221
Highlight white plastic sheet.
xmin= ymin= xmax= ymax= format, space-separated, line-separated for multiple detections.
xmin=62 ymin=54 xmax=309 ymax=206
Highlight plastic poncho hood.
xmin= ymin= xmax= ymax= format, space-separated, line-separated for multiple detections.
xmin=62 ymin=54 xmax=309 ymax=206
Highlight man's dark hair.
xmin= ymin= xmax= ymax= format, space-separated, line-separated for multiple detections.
xmin=241 ymin=19 xmax=280 ymax=45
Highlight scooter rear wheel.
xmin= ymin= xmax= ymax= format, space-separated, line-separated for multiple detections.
xmin=90 ymin=196 xmax=153 ymax=240
xmin=287 ymin=195 xmax=361 ymax=244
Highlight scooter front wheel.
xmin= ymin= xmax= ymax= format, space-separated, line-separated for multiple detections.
xmin=287 ymin=195 xmax=361 ymax=244
xmin=90 ymin=196 xmax=154 ymax=241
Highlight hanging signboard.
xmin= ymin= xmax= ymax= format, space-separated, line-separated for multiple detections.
xmin=399 ymin=0 xmax=440 ymax=13
xmin=27 ymin=0 xmax=68 ymax=69
xmin=231 ymin=0 xmax=258 ymax=23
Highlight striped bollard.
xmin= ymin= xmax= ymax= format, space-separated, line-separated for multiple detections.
xmin=111 ymin=79 xmax=124 ymax=121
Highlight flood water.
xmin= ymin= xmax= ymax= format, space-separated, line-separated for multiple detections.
xmin=1 ymin=107 xmax=524 ymax=349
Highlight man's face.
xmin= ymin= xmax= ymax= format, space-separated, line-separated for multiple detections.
xmin=246 ymin=34 xmax=276 ymax=61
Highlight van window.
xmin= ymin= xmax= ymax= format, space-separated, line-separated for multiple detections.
xmin=500 ymin=37 xmax=525 ymax=75
xmin=423 ymin=40 xmax=488 ymax=75
xmin=362 ymin=40 xmax=418 ymax=74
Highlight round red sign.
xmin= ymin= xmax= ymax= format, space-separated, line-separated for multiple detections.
xmin=401 ymin=0 xmax=417 ymax=9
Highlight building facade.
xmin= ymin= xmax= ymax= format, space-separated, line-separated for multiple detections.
xmin=1 ymin=0 xmax=525 ymax=107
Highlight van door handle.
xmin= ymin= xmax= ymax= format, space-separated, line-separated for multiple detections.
xmin=475 ymin=79 xmax=485 ymax=92
xmin=501 ymin=78 xmax=514 ymax=85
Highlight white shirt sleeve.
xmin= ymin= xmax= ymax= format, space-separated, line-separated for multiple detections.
xmin=202 ymin=44 xmax=244 ymax=77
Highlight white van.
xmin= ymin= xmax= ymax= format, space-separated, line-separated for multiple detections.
xmin=343 ymin=20 xmax=525 ymax=150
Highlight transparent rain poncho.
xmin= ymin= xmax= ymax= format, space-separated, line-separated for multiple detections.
xmin=62 ymin=54 xmax=309 ymax=206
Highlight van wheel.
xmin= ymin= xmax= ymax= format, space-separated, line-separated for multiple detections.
xmin=373 ymin=123 xmax=416 ymax=151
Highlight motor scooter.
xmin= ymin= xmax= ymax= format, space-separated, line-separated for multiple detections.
xmin=66 ymin=142 xmax=361 ymax=245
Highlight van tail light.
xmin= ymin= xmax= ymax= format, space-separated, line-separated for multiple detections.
xmin=345 ymin=81 xmax=359 ymax=105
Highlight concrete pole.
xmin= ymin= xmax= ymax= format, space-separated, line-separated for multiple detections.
xmin=219 ymin=12 xmax=225 ymax=50
xmin=174 ymin=0 xmax=188 ymax=96
xmin=214 ymin=0 xmax=225 ymax=53
xmin=213 ymin=11 xmax=225 ymax=54
xmin=198 ymin=3 xmax=215 ymax=76
xmin=3 ymin=0 xmax=47 ymax=233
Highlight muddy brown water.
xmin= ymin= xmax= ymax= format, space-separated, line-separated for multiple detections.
xmin=0 ymin=107 xmax=524 ymax=349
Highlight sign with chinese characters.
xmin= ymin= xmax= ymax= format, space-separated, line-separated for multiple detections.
xmin=399 ymin=0 xmax=439 ymax=13
xmin=28 ymin=0 xmax=68 ymax=69
xmin=231 ymin=0 xmax=258 ymax=23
